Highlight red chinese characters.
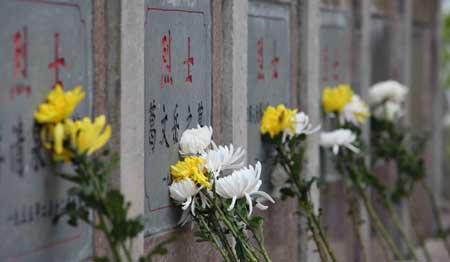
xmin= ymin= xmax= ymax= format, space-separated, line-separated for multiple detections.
xmin=322 ymin=47 xmax=329 ymax=84
xmin=183 ymin=37 xmax=194 ymax=84
xmin=332 ymin=49 xmax=340 ymax=81
xmin=256 ymin=38 xmax=264 ymax=80
xmin=11 ymin=26 xmax=31 ymax=98
xmin=160 ymin=30 xmax=173 ymax=88
xmin=48 ymin=32 xmax=66 ymax=87
xmin=271 ymin=40 xmax=279 ymax=80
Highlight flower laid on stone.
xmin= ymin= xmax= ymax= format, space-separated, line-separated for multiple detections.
xmin=34 ymin=83 xmax=85 ymax=124
xmin=341 ymin=95 xmax=371 ymax=125
xmin=322 ymin=84 xmax=354 ymax=113
xmin=215 ymin=162 xmax=274 ymax=217
xmin=260 ymin=104 xmax=297 ymax=138
xmin=179 ymin=125 xmax=213 ymax=154
xmin=322 ymin=84 xmax=370 ymax=126
xmin=369 ymin=80 xmax=408 ymax=121
xmin=320 ymin=129 xmax=359 ymax=155
xmin=259 ymin=105 xmax=337 ymax=261
xmin=169 ymin=126 xmax=273 ymax=262
xmin=369 ymin=80 xmax=408 ymax=105
xmin=34 ymin=85 xmax=167 ymax=262
xmin=320 ymin=83 xmax=409 ymax=260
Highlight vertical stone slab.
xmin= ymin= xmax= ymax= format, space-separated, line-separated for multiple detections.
xmin=319 ymin=6 xmax=354 ymax=261
xmin=298 ymin=0 xmax=321 ymax=261
xmin=247 ymin=1 xmax=291 ymax=189
xmin=0 ymin=0 xmax=93 ymax=260
xmin=144 ymin=0 xmax=212 ymax=236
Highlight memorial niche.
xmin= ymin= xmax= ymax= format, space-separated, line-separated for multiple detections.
xmin=247 ymin=1 xmax=291 ymax=190
xmin=144 ymin=0 xmax=212 ymax=235
xmin=0 ymin=0 xmax=93 ymax=260
xmin=319 ymin=9 xmax=351 ymax=181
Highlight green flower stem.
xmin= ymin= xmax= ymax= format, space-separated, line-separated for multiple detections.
xmin=121 ymin=241 xmax=133 ymax=262
xmin=78 ymin=156 xmax=131 ymax=262
xmin=383 ymin=198 xmax=418 ymax=259
xmin=303 ymin=205 xmax=332 ymax=262
xmin=421 ymin=180 xmax=450 ymax=258
xmin=197 ymin=215 xmax=234 ymax=262
xmin=206 ymin=194 xmax=259 ymax=261
xmin=210 ymin=209 xmax=239 ymax=261
xmin=97 ymin=211 xmax=122 ymax=261
xmin=234 ymin=210 xmax=272 ymax=262
xmin=308 ymin=205 xmax=337 ymax=262
xmin=275 ymin=143 xmax=337 ymax=262
xmin=347 ymin=194 xmax=368 ymax=262
xmin=355 ymin=183 xmax=405 ymax=260
xmin=307 ymin=216 xmax=330 ymax=262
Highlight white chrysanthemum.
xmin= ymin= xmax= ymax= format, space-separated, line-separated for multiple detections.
xmin=202 ymin=144 xmax=246 ymax=174
xmin=179 ymin=125 xmax=213 ymax=155
xmin=169 ymin=179 xmax=199 ymax=214
xmin=341 ymin=95 xmax=370 ymax=125
xmin=373 ymin=101 xmax=403 ymax=121
xmin=368 ymin=80 xmax=408 ymax=105
xmin=215 ymin=162 xmax=275 ymax=217
xmin=283 ymin=112 xmax=321 ymax=140
xmin=320 ymin=129 xmax=359 ymax=155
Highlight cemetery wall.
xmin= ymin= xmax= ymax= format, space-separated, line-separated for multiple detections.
xmin=0 ymin=0 xmax=443 ymax=261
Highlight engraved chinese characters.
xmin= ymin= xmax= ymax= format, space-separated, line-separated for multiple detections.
xmin=247 ymin=2 xmax=291 ymax=189
xmin=0 ymin=0 xmax=93 ymax=261
xmin=144 ymin=0 xmax=212 ymax=235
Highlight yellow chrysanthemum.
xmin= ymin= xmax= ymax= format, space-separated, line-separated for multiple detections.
xmin=260 ymin=104 xmax=297 ymax=138
xmin=322 ymin=84 xmax=354 ymax=113
xmin=34 ymin=84 xmax=86 ymax=124
xmin=40 ymin=124 xmax=73 ymax=162
xmin=170 ymin=157 xmax=210 ymax=188
xmin=40 ymin=115 xmax=111 ymax=161
xmin=65 ymin=115 xmax=112 ymax=155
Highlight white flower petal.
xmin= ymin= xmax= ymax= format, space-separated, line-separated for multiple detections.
xmin=320 ymin=129 xmax=358 ymax=155
xmin=256 ymin=202 xmax=268 ymax=210
xmin=369 ymin=80 xmax=408 ymax=105
xmin=228 ymin=196 xmax=237 ymax=211
xmin=215 ymin=162 xmax=272 ymax=217
xmin=341 ymin=95 xmax=370 ymax=125
xmin=245 ymin=194 xmax=253 ymax=218
xmin=179 ymin=125 xmax=213 ymax=155
xmin=283 ymin=112 xmax=320 ymax=139
xmin=202 ymin=144 xmax=246 ymax=173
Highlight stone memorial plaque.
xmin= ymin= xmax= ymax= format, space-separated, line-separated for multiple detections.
xmin=144 ymin=0 xmax=212 ymax=235
xmin=371 ymin=16 xmax=391 ymax=83
xmin=0 ymin=0 xmax=93 ymax=261
xmin=247 ymin=1 xmax=291 ymax=190
xmin=320 ymin=10 xmax=350 ymax=181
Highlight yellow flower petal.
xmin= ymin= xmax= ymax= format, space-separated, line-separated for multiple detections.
xmin=170 ymin=157 xmax=210 ymax=188
xmin=34 ymin=85 xmax=86 ymax=124
xmin=322 ymin=84 xmax=354 ymax=113
xmin=87 ymin=125 xmax=111 ymax=155
xmin=53 ymin=123 xmax=65 ymax=154
xmin=260 ymin=104 xmax=296 ymax=138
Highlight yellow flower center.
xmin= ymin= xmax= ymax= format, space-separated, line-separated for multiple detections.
xmin=170 ymin=157 xmax=210 ymax=188
xmin=322 ymin=84 xmax=354 ymax=113
xmin=260 ymin=104 xmax=296 ymax=138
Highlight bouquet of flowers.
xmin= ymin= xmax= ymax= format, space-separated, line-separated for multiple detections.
xmin=369 ymin=81 xmax=445 ymax=260
xmin=34 ymin=84 xmax=167 ymax=262
xmin=319 ymin=84 xmax=410 ymax=260
xmin=169 ymin=126 xmax=274 ymax=262
xmin=259 ymin=105 xmax=336 ymax=262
